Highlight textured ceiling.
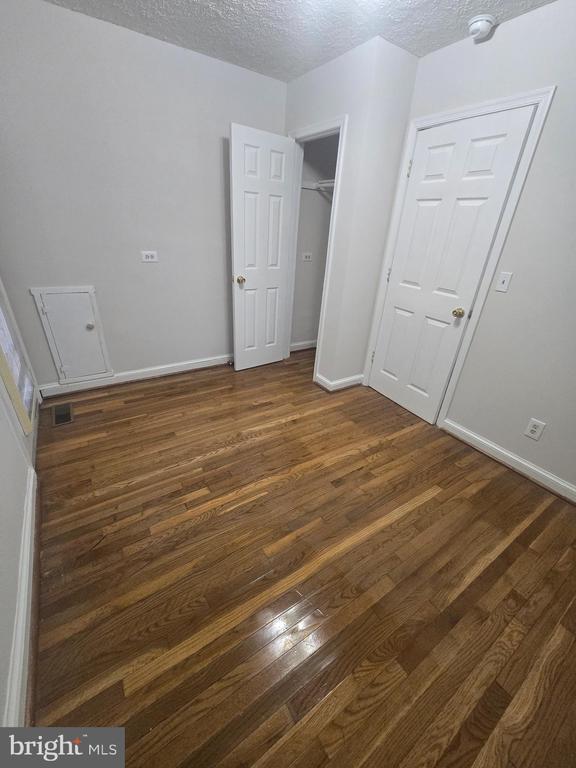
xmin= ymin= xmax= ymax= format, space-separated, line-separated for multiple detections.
xmin=42 ymin=0 xmax=558 ymax=81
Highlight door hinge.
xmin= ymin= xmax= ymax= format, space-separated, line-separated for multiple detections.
xmin=386 ymin=267 xmax=392 ymax=284
xmin=371 ymin=351 xmax=375 ymax=364
xmin=407 ymin=158 xmax=413 ymax=178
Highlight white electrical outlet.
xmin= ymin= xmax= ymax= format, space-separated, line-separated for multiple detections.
xmin=495 ymin=271 xmax=513 ymax=292
xmin=302 ymin=252 xmax=312 ymax=262
xmin=141 ymin=250 xmax=159 ymax=263
xmin=524 ymin=418 xmax=546 ymax=441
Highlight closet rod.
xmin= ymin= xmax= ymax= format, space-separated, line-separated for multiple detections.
xmin=301 ymin=179 xmax=335 ymax=191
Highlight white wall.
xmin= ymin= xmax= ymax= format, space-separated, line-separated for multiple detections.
xmin=412 ymin=0 xmax=576 ymax=491
xmin=291 ymin=135 xmax=339 ymax=347
xmin=286 ymin=37 xmax=417 ymax=385
xmin=0 ymin=0 xmax=286 ymax=387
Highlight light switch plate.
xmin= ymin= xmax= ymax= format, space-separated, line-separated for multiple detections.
xmin=495 ymin=271 xmax=512 ymax=292
xmin=141 ymin=250 xmax=159 ymax=263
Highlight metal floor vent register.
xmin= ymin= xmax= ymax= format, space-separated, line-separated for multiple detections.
xmin=52 ymin=402 xmax=73 ymax=426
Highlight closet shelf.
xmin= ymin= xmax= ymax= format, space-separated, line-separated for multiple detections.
xmin=301 ymin=178 xmax=335 ymax=191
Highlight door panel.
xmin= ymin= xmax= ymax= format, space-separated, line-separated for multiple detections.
xmin=370 ymin=106 xmax=534 ymax=422
xmin=33 ymin=288 xmax=111 ymax=382
xmin=231 ymin=123 xmax=296 ymax=370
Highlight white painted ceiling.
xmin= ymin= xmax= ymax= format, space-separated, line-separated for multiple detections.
xmin=42 ymin=0 xmax=557 ymax=81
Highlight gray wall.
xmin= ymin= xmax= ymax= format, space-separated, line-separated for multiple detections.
xmin=291 ymin=135 xmax=339 ymax=346
xmin=412 ymin=0 xmax=576 ymax=488
xmin=0 ymin=0 xmax=286 ymax=386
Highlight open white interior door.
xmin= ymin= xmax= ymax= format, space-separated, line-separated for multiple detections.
xmin=230 ymin=123 xmax=298 ymax=371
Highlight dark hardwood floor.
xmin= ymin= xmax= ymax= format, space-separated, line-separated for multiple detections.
xmin=35 ymin=350 xmax=576 ymax=767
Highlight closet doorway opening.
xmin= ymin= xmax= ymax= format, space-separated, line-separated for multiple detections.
xmin=287 ymin=117 xmax=346 ymax=385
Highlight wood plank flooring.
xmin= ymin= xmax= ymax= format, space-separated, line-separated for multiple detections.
xmin=35 ymin=350 xmax=576 ymax=767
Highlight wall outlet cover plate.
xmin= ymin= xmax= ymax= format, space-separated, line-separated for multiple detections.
xmin=524 ymin=418 xmax=546 ymax=441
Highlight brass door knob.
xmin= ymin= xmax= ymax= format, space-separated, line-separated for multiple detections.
xmin=451 ymin=307 xmax=465 ymax=319
xmin=236 ymin=275 xmax=246 ymax=285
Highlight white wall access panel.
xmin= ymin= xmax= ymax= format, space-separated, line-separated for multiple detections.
xmin=31 ymin=286 xmax=112 ymax=384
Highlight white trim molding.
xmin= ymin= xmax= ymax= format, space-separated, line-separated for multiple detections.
xmin=442 ymin=419 xmax=576 ymax=504
xmin=288 ymin=115 xmax=349 ymax=390
xmin=315 ymin=372 xmax=364 ymax=392
xmin=40 ymin=354 xmax=232 ymax=397
xmin=290 ymin=340 xmax=317 ymax=352
xmin=364 ymin=87 xmax=556 ymax=418
xmin=3 ymin=467 xmax=37 ymax=727
xmin=283 ymin=140 xmax=304 ymax=360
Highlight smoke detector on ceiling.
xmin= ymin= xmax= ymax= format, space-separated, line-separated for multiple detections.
xmin=468 ymin=14 xmax=497 ymax=42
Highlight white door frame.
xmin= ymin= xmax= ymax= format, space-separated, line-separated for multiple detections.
xmin=30 ymin=285 xmax=113 ymax=384
xmin=363 ymin=87 xmax=555 ymax=424
xmin=287 ymin=115 xmax=349 ymax=386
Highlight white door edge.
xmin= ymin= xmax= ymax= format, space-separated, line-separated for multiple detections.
xmin=288 ymin=115 xmax=349 ymax=387
xmin=364 ymin=87 xmax=556 ymax=422
xmin=283 ymin=141 xmax=304 ymax=359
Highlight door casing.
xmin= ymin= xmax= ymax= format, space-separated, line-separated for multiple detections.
xmin=288 ymin=116 xmax=348 ymax=388
xmin=363 ymin=87 xmax=556 ymax=426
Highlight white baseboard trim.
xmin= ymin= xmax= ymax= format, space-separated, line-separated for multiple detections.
xmin=442 ymin=418 xmax=576 ymax=504
xmin=315 ymin=372 xmax=364 ymax=392
xmin=3 ymin=467 xmax=37 ymax=727
xmin=290 ymin=340 xmax=317 ymax=352
xmin=40 ymin=354 xmax=233 ymax=397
